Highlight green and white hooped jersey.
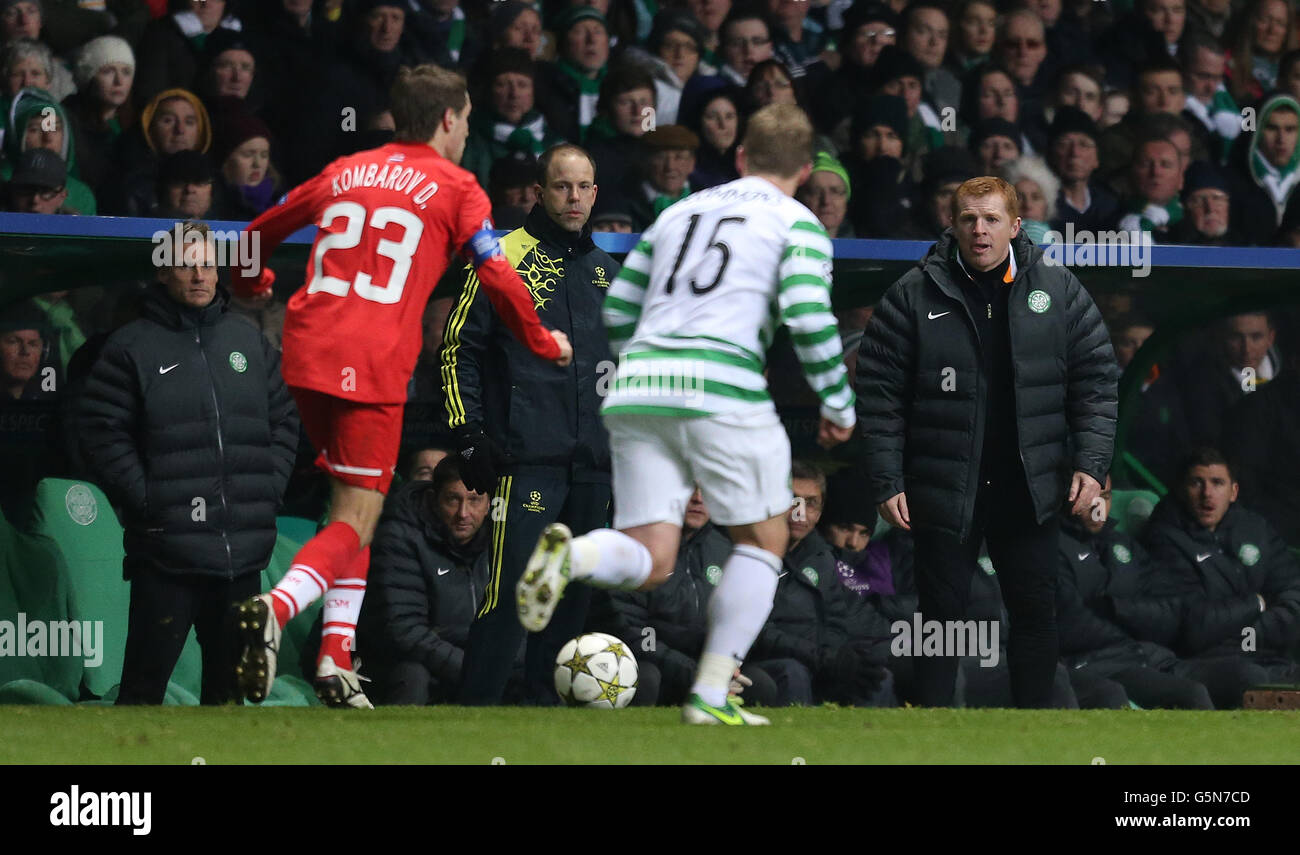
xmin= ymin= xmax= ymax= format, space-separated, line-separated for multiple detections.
xmin=601 ymin=176 xmax=855 ymax=425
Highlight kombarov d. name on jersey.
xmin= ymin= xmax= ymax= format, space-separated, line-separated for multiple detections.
xmin=328 ymin=154 xmax=441 ymax=209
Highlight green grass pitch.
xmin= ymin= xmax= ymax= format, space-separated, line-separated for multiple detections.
xmin=2 ymin=706 xmax=1297 ymax=764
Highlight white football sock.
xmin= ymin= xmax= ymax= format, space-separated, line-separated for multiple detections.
xmin=270 ymin=564 xmax=329 ymax=623
xmin=691 ymin=544 xmax=782 ymax=707
xmin=320 ymin=578 xmax=366 ymax=664
xmin=568 ymin=529 xmax=653 ymax=590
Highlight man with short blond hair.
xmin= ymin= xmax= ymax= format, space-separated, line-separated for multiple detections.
xmin=858 ymin=174 xmax=1119 ymax=707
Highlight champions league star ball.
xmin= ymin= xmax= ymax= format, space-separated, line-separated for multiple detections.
xmin=554 ymin=632 xmax=638 ymax=709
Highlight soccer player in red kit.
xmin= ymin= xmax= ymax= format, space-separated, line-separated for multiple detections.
xmin=231 ymin=65 xmax=573 ymax=708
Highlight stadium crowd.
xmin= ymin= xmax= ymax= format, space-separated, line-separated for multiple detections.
xmin=6 ymin=0 xmax=1300 ymax=241
xmin=1 ymin=0 xmax=1299 ymax=710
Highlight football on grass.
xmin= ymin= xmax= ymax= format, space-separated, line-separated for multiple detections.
xmin=554 ymin=632 xmax=638 ymax=709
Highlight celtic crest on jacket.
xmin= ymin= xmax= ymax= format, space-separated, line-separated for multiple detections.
xmin=519 ymin=246 xmax=562 ymax=310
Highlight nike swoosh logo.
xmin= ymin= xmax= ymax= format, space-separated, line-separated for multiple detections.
xmin=927 ymin=311 xmax=951 ymax=320
xmin=437 ymin=568 xmax=451 ymax=576
xmin=1196 ymin=552 xmax=1212 ymax=562
xmin=1077 ymin=552 xmax=1090 ymax=560
xmin=159 ymin=364 xmax=179 ymax=374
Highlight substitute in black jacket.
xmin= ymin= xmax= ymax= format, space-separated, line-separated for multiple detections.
xmin=1056 ymin=476 xmax=1215 ymax=709
xmin=857 ymin=175 xmax=1119 ymax=707
xmin=79 ymin=223 xmax=297 ymax=705
xmin=440 ymin=143 xmax=618 ymax=704
xmin=357 ymin=457 xmax=495 ymax=705
xmin=1141 ymin=448 xmax=1300 ymax=698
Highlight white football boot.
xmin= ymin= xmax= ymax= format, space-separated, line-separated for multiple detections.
xmin=681 ymin=693 xmax=771 ymax=726
xmin=314 ymin=655 xmax=374 ymax=709
xmin=235 ymin=593 xmax=280 ymax=704
xmin=517 ymin=523 xmax=573 ymax=632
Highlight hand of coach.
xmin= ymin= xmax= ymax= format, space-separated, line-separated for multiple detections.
xmin=880 ymin=470 xmax=1102 ymax=531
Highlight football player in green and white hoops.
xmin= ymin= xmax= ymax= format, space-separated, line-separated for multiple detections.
xmin=515 ymin=104 xmax=857 ymax=725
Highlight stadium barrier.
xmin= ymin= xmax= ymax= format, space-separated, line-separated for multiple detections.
xmin=2 ymin=212 xmax=1299 ymax=492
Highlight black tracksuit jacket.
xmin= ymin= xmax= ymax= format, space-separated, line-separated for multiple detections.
xmin=440 ymin=204 xmax=617 ymax=479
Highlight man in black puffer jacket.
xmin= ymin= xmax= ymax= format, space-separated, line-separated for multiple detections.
xmin=1141 ymin=448 xmax=1300 ymax=701
xmin=857 ymin=175 xmax=1119 ymax=707
xmin=79 ymin=222 xmax=298 ymax=705
xmin=357 ymin=456 xmax=498 ymax=705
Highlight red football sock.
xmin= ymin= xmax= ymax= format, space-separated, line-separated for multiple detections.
xmin=319 ymin=545 xmax=370 ymax=672
xmin=270 ymin=522 xmax=361 ymax=628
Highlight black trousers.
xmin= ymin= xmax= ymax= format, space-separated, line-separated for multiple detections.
xmin=457 ymin=471 xmax=610 ymax=705
xmin=1173 ymin=655 xmax=1286 ymax=709
xmin=912 ymin=479 xmax=1061 ymax=708
xmin=116 ymin=569 xmax=260 ymax=705
xmin=1070 ymin=664 xmax=1214 ymax=709
xmin=961 ymin=659 xmax=1079 ymax=708
xmin=379 ymin=659 xmax=531 ymax=705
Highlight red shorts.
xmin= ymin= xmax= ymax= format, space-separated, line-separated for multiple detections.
xmin=290 ymin=387 xmax=404 ymax=494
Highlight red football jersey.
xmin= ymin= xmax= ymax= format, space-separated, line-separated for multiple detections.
xmin=245 ymin=140 xmax=556 ymax=404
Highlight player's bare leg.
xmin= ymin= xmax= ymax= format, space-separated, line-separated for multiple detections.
xmin=236 ymin=479 xmax=384 ymax=706
xmin=682 ymin=512 xmax=788 ymax=725
xmin=516 ymin=522 xmax=675 ymax=633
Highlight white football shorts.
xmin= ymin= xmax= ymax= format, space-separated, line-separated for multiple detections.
xmin=604 ymin=408 xmax=794 ymax=529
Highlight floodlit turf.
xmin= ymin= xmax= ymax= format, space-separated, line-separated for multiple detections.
xmin=1 ymin=706 xmax=1298 ymax=764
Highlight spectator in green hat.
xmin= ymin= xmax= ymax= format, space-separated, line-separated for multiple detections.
xmin=796 ymin=150 xmax=853 ymax=237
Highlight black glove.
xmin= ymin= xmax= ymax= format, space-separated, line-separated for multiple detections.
xmin=455 ymin=429 xmax=503 ymax=495
xmin=659 ymin=649 xmax=697 ymax=698
xmin=830 ymin=643 xmax=888 ymax=702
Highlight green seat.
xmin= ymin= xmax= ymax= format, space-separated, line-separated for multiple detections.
xmin=276 ymin=516 xmax=319 ymax=547
xmin=0 ymin=501 xmax=82 ymax=700
xmin=0 ymin=679 xmax=75 ymax=705
xmin=166 ymin=628 xmax=204 ymax=700
xmin=26 ymin=480 xmax=319 ymax=704
xmin=27 ymin=478 xmax=128 ymax=698
xmin=97 ymin=679 xmax=202 ymax=706
xmin=264 ymin=674 xmax=318 ymax=707
xmin=1111 ymin=489 xmax=1160 ymax=537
